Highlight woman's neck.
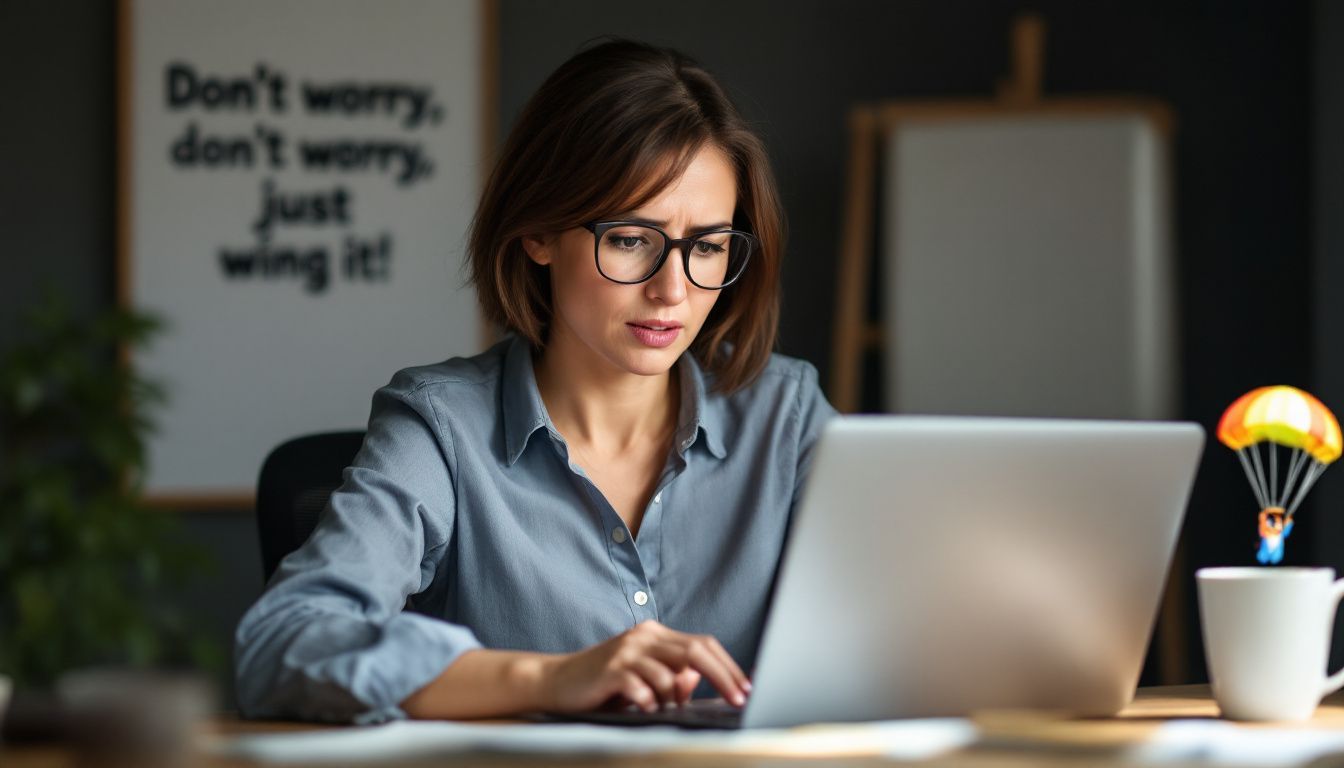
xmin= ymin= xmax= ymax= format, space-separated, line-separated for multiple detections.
xmin=532 ymin=328 xmax=680 ymax=455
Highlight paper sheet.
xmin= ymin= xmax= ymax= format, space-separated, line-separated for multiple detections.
xmin=1127 ymin=720 xmax=1344 ymax=767
xmin=209 ymin=717 xmax=978 ymax=762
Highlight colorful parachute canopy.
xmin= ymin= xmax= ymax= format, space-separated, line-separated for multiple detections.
xmin=1218 ymin=385 xmax=1342 ymax=465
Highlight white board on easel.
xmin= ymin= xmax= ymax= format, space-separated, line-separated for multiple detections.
xmin=884 ymin=112 xmax=1175 ymax=419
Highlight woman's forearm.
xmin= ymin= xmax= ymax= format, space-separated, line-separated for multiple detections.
xmin=400 ymin=621 xmax=751 ymax=720
xmin=399 ymin=648 xmax=556 ymax=719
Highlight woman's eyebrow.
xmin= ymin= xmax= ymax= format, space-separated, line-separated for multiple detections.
xmin=616 ymin=215 xmax=734 ymax=232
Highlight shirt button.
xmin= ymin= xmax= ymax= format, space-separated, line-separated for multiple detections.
xmin=634 ymin=590 xmax=649 ymax=606
xmin=653 ymin=493 xmax=662 ymax=504
xmin=612 ymin=527 xmax=626 ymax=543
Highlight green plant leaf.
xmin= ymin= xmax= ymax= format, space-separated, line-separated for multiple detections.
xmin=0 ymin=292 xmax=216 ymax=689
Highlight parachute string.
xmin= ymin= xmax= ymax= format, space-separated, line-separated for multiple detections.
xmin=1286 ymin=462 xmax=1312 ymax=516
xmin=1270 ymin=443 xmax=1278 ymax=507
xmin=1281 ymin=448 xmax=1309 ymax=508
xmin=1237 ymin=448 xmax=1268 ymax=509
xmin=1288 ymin=460 xmax=1327 ymax=517
xmin=1249 ymin=443 xmax=1272 ymax=510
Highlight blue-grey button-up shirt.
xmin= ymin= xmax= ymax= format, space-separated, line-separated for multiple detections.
xmin=234 ymin=334 xmax=838 ymax=723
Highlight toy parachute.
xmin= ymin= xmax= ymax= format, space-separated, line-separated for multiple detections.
xmin=1218 ymin=386 xmax=1341 ymax=564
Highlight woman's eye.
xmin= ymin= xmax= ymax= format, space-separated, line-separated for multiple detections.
xmin=693 ymin=240 xmax=726 ymax=256
xmin=607 ymin=235 xmax=647 ymax=250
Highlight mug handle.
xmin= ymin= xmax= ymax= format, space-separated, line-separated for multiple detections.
xmin=1322 ymin=578 xmax=1344 ymax=698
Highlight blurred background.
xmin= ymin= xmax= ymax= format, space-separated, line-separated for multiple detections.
xmin=1 ymin=0 xmax=1339 ymax=710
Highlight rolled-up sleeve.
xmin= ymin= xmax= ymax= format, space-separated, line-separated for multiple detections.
xmin=233 ymin=375 xmax=482 ymax=724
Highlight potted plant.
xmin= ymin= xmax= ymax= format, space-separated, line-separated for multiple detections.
xmin=0 ymin=293 xmax=218 ymax=690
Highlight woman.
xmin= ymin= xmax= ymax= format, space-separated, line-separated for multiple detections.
xmin=234 ymin=38 xmax=837 ymax=724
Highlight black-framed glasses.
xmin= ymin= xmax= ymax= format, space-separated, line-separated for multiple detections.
xmin=582 ymin=221 xmax=757 ymax=290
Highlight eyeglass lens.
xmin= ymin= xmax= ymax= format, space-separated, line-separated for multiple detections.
xmin=596 ymin=224 xmax=750 ymax=288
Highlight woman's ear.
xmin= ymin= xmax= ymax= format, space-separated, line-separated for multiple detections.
xmin=521 ymin=233 xmax=554 ymax=266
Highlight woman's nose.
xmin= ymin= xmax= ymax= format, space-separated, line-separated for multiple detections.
xmin=646 ymin=247 xmax=690 ymax=304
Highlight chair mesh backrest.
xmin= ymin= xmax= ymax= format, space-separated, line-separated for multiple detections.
xmin=293 ymin=485 xmax=340 ymax=544
xmin=255 ymin=431 xmax=365 ymax=583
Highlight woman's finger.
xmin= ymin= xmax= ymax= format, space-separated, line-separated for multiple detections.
xmin=630 ymin=656 xmax=679 ymax=706
xmin=640 ymin=628 xmax=748 ymax=704
xmin=701 ymin=635 xmax=752 ymax=693
xmin=673 ymin=667 xmax=701 ymax=704
xmin=680 ymin=639 xmax=746 ymax=705
xmin=616 ymin=670 xmax=657 ymax=713
xmin=649 ymin=635 xmax=749 ymax=703
xmin=643 ymin=639 xmax=693 ymax=667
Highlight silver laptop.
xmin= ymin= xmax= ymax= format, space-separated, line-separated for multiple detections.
xmin=553 ymin=415 xmax=1205 ymax=729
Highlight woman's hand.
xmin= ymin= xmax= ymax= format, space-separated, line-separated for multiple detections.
xmin=538 ymin=620 xmax=752 ymax=713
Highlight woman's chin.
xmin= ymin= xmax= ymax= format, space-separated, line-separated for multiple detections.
xmin=615 ymin=344 xmax=684 ymax=377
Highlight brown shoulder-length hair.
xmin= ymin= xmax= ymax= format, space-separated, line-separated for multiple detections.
xmin=467 ymin=38 xmax=784 ymax=395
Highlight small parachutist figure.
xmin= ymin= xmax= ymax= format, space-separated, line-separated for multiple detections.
xmin=1257 ymin=507 xmax=1293 ymax=565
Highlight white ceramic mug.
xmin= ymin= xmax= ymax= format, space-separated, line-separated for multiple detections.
xmin=1197 ymin=567 xmax=1344 ymax=721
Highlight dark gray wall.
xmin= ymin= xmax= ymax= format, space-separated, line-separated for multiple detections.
xmin=1314 ymin=0 xmax=1344 ymax=672
xmin=0 ymin=0 xmax=113 ymax=346
xmin=0 ymin=0 xmax=1328 ymax=702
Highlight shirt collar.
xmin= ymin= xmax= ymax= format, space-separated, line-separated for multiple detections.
xmin=674 ymin=345 xmax=728 ymax=461
xmin=501 ymin=334 xmax=727 ymax=466
xmin=502 ymin=335 xmax=550 ymax=466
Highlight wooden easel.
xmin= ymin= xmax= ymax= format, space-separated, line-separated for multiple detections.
xmin=829 ymin=13 xmax=1188 ymax=684
xmin=831 ymin=14 xmax=1174 ymax=413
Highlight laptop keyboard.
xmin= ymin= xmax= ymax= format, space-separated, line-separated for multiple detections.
xmin=538 ymin=697 xmax=745 ymax=730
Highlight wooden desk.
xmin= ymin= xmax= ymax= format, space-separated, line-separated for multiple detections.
xmin=7 ymin=685 xmax=1344 ymax=767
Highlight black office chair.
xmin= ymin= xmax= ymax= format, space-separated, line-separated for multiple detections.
xmin=255 ymin=431 xmax=365 ymax=583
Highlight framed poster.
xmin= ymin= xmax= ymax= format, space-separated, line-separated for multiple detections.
xmin=117 ymin=0 xmax=496 ymax=506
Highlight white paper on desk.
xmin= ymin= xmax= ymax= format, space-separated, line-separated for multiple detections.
xmin=211 ymin=718 xmax=977 ymax=762
xmin=1128 ymin=720 xmax=1344 ymax=767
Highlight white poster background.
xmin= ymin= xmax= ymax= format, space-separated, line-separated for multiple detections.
xmin=125 ymin=0 xmax=486 ymax=500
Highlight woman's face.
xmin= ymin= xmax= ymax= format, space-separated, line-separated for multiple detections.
xmin=524 ymin=144 xmax=737 ymax=379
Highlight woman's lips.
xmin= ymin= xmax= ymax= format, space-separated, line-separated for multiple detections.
xmin=627 ymin=322 xmax=681 ymax=348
